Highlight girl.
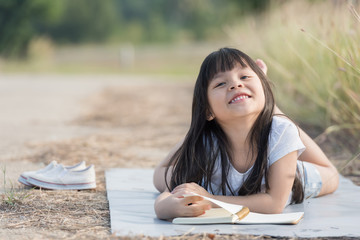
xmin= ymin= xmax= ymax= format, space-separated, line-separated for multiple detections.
xmin=153 ymin=48 xmax=339 ymax=220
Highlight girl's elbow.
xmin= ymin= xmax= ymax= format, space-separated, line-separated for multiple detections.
xmin=154 ymin=203 xmax=165 ymax=219
xmin=263 ymin=193 xmax=288 ymax=213
xmin=323 ymin=165 xmax=339 ymax=195
xmin=268 ymin=204 xmax=285 ymax=214
xmin=328 ymin=167 xmax=339 ymax=194
xmin=257 ymin=206 xmax=284 ymax=214
xmin=154 ymin=194 xmax=166 ymax=219
xmin=154 ymin=193 xmax=176 ymax=220
xmin=257 ymin=199 xmax=286 ymax=214
xmin=153 ymin=167 xmax=166 ymax=192
xmin=153 ymin=181 xmax=163 ymax=193
xmin=269 ymin=197 xmax=288 ymax=214
xmin=153 ymin=176 xmax=165 ymax=193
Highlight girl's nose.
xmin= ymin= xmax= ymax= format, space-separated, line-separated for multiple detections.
xmin=229 ymin=81 xmax=244 ymax=90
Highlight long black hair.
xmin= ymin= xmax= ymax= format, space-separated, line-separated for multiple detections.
xmin=166 ymin=47 xmax=304 ymax=203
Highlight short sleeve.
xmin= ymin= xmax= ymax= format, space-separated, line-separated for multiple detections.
xmin=268 ymin=116 xmax=306 ymax=166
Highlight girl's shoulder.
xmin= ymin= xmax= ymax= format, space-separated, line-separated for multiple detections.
xmin=271 ymin=115 xmax=296 ymax=130
xmin=268 ymin=116 xmax=305 ymax=165
xmin=270 ymin=115 xmax=299 ymax=142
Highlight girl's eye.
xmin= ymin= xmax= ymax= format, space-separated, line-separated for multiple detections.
xmin=240 ymin=76 xmax=249 ymax=80
xmin=214 ymin=82 xmax=226 ymax=88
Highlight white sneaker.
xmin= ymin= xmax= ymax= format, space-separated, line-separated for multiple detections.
xmin=18 ymin=161 xmax=57 ymax=186
xmin=18 ymin=161 xmax=86 ymax=187
xmin=27 ymin=164 xmax=96 ymax=190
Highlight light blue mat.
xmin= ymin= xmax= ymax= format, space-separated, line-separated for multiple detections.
xmin=106 ymin=168 xmax=360 ymax=238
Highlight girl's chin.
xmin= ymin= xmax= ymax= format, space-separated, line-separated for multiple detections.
xmin=217 ymin=112 xmax=260 ymax=122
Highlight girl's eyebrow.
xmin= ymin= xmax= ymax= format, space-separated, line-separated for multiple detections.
xmin=239 ymin=66 xmax=251 ymax=72
xmin=212 ymin=72 xmax=225 ymax=80
xmin=212 ymin=66 xmax=252 ymax=80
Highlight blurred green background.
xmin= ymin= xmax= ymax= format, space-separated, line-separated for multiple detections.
xmin=0 ymin=0 xmax=359 ymax=156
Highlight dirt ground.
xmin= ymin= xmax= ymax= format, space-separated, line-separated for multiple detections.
xmin=0 ymin=74 xmax=359 ymax=239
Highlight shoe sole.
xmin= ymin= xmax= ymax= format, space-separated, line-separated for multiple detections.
xmin=18 ymin=175 xmax=33 ymax=187
xmin=27 ymin=177 xmax=96 ymax=190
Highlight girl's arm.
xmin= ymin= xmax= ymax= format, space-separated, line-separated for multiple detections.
xmin=153 ymin=140 xmax=212 ymax=219
xmin=275 ymin=106 xmax=339 ymax=196
xmin=172 ymin=151 xmax=299 ymax=214
xmin=153 ymin=140 xmax=183 ymax=192
xmin=154 ymin=191 xmax=211 ymax=219
xmin=257 ymin=59 xmax=338 ymax=195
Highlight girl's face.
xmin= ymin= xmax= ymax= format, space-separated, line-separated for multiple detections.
xmin=207 ymin=63 xmax=265 ymax=124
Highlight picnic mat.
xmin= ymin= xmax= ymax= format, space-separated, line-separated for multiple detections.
xmin=106 ymin=168 xmax=360 ymax=238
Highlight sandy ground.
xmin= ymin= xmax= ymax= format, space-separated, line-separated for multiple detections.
xmin=0 ymin=75 xmax=113 ymax=187
xmin=0 ymin=74 xmax=194 ymax=239
xmin=0 ymin=74 xmax=188 ymax=188
xmin=0 ymin=74 xmax=358 ymax=239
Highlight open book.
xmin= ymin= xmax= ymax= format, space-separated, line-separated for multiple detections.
xmin=172 ymin=194 xmax=304 ymax=225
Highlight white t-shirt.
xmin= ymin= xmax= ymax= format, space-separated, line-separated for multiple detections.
xmin=208 ymin=116 xmax=306 ymax=200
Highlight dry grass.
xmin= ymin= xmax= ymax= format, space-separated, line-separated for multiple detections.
xmin=1 ymin=81 xmax=359 ymax=239
xmin=0 ymin=190 xmax=109 ymax=239
xmin=0 ymin=81 xmax=193 ymax=239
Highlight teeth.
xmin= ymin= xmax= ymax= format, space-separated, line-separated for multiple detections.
xmin=231 ymin=95 xmax=249 ymax=103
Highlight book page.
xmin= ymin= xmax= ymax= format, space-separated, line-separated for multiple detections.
xmin=238 ymin=212 xmax=304 ymax=225
xmin=172 ymin=208 xmax=237 ymax=224
xmin=177 ymin=193 xmax=304 ymax=225
xmin=185 ymin=193 xmax=245 ymax=216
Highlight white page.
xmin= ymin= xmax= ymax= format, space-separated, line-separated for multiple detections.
xmin=238 ymin=212 xmax=304 ymax=224
xmin=184 ymin=193 xmax=244 ymax=216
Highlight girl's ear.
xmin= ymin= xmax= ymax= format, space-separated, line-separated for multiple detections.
xmin=255 ymin=59 xmax=267 ymax=75
xmin=207 ymin=111 xmax=215 ymax=121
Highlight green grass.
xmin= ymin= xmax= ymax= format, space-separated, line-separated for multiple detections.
xmin=0 ymin=42 xmax=217 ymax=76
xmin=228 ymin=1 xmax=359 ymax=153
xmin=1 ymin=165 xmax=32 ymax=206
xmin=1 ymin=1 xmax=358 ymax=153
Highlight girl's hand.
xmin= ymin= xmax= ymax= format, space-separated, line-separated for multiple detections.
xmin=171 ymin=182 xmax=213 ymax=199
xmin=154 ymin=191 xmax=211 ymax=219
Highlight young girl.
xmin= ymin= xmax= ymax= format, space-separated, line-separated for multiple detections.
xmin=153 ymin=48 xmax=339 ymax=220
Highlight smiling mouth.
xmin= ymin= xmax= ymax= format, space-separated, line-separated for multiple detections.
xmin=229 ymin=95 xmax=250 ymax=104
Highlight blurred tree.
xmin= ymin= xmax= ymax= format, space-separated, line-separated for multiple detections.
xmin=170 ymin=0 xmax=217 ymax=40
xmin=113 ymin=0 xmax=239 ymax=43
xmin=41 ymin=0 xmax=118 ymax=43
xmin=112 ymin=0 xmax=270 ymax=43
xmin=228 ymin=0 xmax=269 ymax=14
xmin=0 ymin=0 xmax=274 ymax=58
xmin=0 ymin=0 xmax=60 ymax=58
